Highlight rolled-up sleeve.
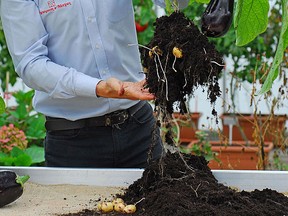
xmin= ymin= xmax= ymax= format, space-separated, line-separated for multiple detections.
xmin=0 ymin=0 xmax=99 ymax=99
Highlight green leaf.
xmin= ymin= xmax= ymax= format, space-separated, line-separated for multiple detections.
xmin=0 ymin=97 xmax=5 ymax=114
xmin=25 ymin=145 xmax=45 ymax=164
xmin=259 ymin=0 xmax=288 ymax=94
xmin=0 ymin=156 xmax=15 ymax=166
xmin=195 ymin=0 xmax=210 ymax=3
xmin=26 ymin=115 xmax=46 ymax=139
xmin=10 ymin=147 xmax=25 ymax=157
xmin=234 ymin=0 xmax=269 ymax=46
xmin=14 ymin=154 xmax=32 ymax=166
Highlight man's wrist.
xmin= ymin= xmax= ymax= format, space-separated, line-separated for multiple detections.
xmin=95 ymin=80 xmax=105 ymax=97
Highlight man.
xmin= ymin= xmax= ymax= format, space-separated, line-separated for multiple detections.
xmin=0 ymin=0 xmax=188 ymax=168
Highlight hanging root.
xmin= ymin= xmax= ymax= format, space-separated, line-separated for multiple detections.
xmin=210 ymin=60 xmax=225 ymax=67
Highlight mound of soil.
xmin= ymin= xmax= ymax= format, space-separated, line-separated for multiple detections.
xmin=61 ymin=153 xmax=288 ymax=216
xmin=141 ymin=12 xmax=223 ymax=115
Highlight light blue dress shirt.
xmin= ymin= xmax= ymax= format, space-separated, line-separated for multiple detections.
xmin=0 ymin=0 xmax=166 ymax=120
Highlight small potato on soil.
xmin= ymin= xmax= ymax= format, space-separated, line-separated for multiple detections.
xmin=99 ymin=202 xmax=113 ymax=213
xmin=112 ymin=197 xmax=124 ymax=206
xmin=114 ymin=202 xmax=126 ymax=213
xmin=123 ymin=204 xmax=137 ymax=214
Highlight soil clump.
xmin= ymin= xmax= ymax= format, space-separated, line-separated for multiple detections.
xmin=141 ymin=12 xmax=223 ymax=115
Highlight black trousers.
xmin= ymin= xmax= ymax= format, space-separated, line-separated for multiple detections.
xmin=44 ymin=102 xmax=163 ymax=168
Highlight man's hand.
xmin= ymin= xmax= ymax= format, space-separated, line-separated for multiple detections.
xmin=96 ymin=77 xmax=155 ymax=101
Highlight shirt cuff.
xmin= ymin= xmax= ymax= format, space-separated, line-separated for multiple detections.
xmin=74 ymin=73 xmax=100 ymax=98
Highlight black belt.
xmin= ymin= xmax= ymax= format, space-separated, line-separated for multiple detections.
xmin=45 ymin=101 xmax=146 ymax=131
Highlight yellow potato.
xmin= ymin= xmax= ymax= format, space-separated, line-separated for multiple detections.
xmin=101 ymin=202 xmax=114 ymax=213
xmin=114 ymin=202 xmax=126 ymax=212
xmin=123 ymin=204 xmax=137 ymax=214
xmin=173 ymin=47 xmax=183 ymax=58
xmin=149 ymin=46 xmax=163 ymax=58
xmin=112 ymin=198 xmax=124 ymax=206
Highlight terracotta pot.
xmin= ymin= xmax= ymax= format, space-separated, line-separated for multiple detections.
xmin=172 ymin=112 xmax=202 ymax=143
xmin=208 ymin=141 xmax=274 ymax=170
xmin=220 ymin=113 xmax=287 ymax=143
xmin=186 ymin=140 xmax=274 ymax=170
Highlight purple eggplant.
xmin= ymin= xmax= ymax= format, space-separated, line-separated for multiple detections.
xmin=0 ymin=171 xmax=30 ymax=208
xmin=201 ymin=0 xmax=234 ymax=37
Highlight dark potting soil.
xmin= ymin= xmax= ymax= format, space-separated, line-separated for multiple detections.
xmin=141 ymin=12 xmax=223 ymax=115
xmin=61 ymin=152 xmax=288 ymax=216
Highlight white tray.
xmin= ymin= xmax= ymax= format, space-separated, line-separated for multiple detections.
xmin=1 ymin=167 xmax=288 ymax=192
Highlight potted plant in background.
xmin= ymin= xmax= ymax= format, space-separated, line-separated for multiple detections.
xmin=214 ymin=0 xmax=287 ymax=169
xmin=182 ymin=0 xmax=288 ymax=170
xmin=215 ymin=0 xmax=287 ymax=146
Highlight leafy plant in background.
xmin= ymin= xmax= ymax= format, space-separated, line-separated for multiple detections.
xmin=0 ymin=123 xmax=44 ymax=166
xmin=234 ymin=0 xmax=288 ymax=94
xmin=0 ymin=145 xmax=44 ymax=166
xmin=133 ymin=0 xmax=157 ymax=45
xmin=0 ymin=97 xmax=5 ymax=115
xmin=0 ymin=90 xmax=46 ymax=146
xmin=180 ymin=131 xmax=219 ymax=162
xmin=0 ymin=90 xmax=45 ymax=166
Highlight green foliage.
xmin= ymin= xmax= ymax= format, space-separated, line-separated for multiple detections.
xmin=0 ymin=90 xmax=45 ymax=166
xmin=234 ymin=0 xmax=269 ymax=46
xmin=234 ymin=0 xmax=288 ymax=93
xmin=133 ymin=0 xmax=157 ymax=45
xmin=180 ymin=131 xmax=218 ymax=162
xmin=0 ymin=145 xmax=44 ymax=166
xmin=0 ymin=97 xmax=5 ymax=115
xmin=176 ymin=0 xmax=287 ymax=92
xmin=259 ymin=0 xmax=288 ymax=94
xmin=183 ymin=2 xmax=280 ymax=84
xmin=0 ymin=90 xmax=46 ymax=146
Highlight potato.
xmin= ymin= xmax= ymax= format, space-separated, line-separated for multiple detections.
xmin=114 ymin=202 xmax=126 ymax=212
xmin=112 ymin=197 xmax=124 ymax=206
xmin=149 ymin=46 xmax=163 ymax=58
xmin=101 ymin=202 xmax=114 ymax=213
xmin=173 ymin=47 xmax=183 ymax=58
xmin=123 ymin=204 xmax=137 ymax=214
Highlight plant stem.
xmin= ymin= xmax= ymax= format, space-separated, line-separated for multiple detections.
xmin=16 ymin=175 xmax=30 ymax=187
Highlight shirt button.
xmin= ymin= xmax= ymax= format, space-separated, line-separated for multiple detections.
xmin=87 ymin=16 xmax=95 ymax=23
xmin=95 ymin=43 xmax=100 ymax=49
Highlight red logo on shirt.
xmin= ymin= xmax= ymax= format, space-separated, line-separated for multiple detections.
xmin=40 ymin=1 xmax=72 ymax=15
xmin=48 ymin=0 xmax=56 ymax=8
